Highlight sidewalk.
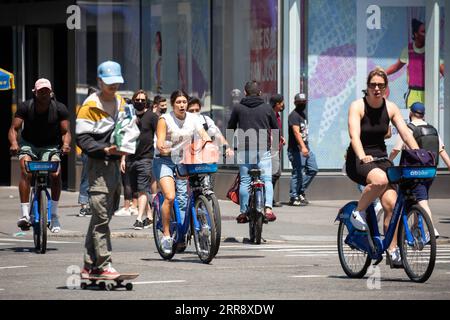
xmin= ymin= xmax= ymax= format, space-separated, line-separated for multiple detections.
xmin=0 ymin=187 xmax=449 ymax=244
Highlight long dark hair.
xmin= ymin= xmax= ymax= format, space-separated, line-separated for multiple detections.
xmin=170 ymin=90 xmax=189 ymax=105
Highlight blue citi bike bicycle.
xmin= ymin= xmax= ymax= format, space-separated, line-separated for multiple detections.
xmin=19 ymin=150 xmax=62 ymax=254
xmin=336 ymin=161 xmax=437 ymax=283
xmin=152 ymin=163 xmax=221 ymax=264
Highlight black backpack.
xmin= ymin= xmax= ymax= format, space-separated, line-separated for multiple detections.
xmin=407 ymin=122 xmax=439 ymax=165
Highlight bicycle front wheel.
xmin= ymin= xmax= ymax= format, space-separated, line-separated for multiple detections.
xmin=192 ymin=195 xmax=217 ymax=264
xmin=337 ymin=221 xmax=371 ymax=278
xmin=35 ymin=189 xmax=48 ymax=254
xmin=208 ymin=194 xmax=221 ymax=256
xmin=398 ymin=205 xmax=436 ymax=283
xmin=152 ymin=198 xmax=176 ymax=260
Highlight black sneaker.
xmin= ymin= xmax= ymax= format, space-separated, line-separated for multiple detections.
xmin=143 ymin=218 xmax=153 ymax=229
xmin=289 ymin=197 xmax=302 ymax=206
xmin=78 ymin=207 xmax=92 ymax=217
xmin=299 ymin=194 xmax=309 ymax=205
xmin=133 ymin=220 xmax=144 ymax=230
xmin=17 ymin=216 xmax=31 ymax=231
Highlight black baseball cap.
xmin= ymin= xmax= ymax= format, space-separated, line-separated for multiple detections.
xmin=294 ymin=93 xmax=307 ymax=102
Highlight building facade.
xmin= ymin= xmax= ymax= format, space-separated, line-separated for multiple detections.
xmin=0 ymin=0 xmax=449 ymax=200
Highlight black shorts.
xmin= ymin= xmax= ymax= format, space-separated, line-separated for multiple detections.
xmin=127 ymin=158 xmax=153 ymax=193
xmin=345 ymin=147 xmax=392 ymax=186
xmin=412 ymin=181 xmax=432 ymax=202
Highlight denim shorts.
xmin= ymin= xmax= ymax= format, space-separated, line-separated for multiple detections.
xmin=152 ymin=156 xmax=177 ymax=181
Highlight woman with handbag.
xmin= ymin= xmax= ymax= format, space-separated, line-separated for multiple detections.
xmin=153 ymin=90 xmax=212 ymax=254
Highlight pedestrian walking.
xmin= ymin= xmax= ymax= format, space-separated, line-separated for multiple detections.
xmin=287 ymin=93 xmax=318 ymax=206
xmin=270 ymin=94 xmax=286 ymax=207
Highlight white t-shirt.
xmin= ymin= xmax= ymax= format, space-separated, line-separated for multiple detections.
xmin=197 ymin=114 xmax=222 ymax=140
xmin=393 ymin=119 xmax=444 ymax=151
xmin=155 ymin=111 xmax=203 ymax=156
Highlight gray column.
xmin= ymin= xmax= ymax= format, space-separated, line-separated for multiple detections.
xmin=425 ymin=1 xmax=440 ymax=128
xmin=444 ymin=1 xmax=450 ymax=147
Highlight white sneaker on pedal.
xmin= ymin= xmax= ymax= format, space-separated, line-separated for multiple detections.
xmin=387 ymin=247 xmax=402 ymax=268
xmin=160 ymin=236 xmax=173 ymax=254
xmin=350 ymin=210 xmax=368 ymax=231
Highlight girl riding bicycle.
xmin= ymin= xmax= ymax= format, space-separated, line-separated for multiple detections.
xmin=345 ymin=67 xmax=419 ymax=265
xmin=153 ymin=90 xmax=212 ymax=254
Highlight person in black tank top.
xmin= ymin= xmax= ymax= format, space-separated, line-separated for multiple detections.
xmin=345 ymin=68 xmax=419 ymax=263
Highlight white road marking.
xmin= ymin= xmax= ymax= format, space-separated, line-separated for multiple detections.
xmin=0 ymin=243 xmax=13 ymax=246
xmin=0 ymin=238 xmax=79 ymax=244
xmin=0 ymin=266 xmax=28 ymax=270
xmin=291 ymin=275 xmax=328 ymax=278
xmin=0 ymin=289 xmax=4 ymax=292
xmin=132 ymin=280 xmax=186 ymax=285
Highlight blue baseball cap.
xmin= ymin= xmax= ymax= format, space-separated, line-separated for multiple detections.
xmin=97 ymin=61 xmax=124 ymax=85
xmin=411 ymin=102 xmax=425 ymax=115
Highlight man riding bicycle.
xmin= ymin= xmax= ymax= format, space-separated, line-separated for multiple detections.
xmin=227 ymin=80 xmax=280 ymax=223
xmin=8 ymin=78 xmax=71 ymax=233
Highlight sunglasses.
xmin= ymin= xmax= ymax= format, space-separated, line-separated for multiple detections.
xmin=368 ymin=82 xmax=386 ymax=90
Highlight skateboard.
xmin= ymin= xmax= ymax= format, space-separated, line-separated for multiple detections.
xmin=80 ymin=273 xmax=139 ymax=291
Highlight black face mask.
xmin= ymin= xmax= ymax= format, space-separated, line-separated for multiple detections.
xmin=133 ymin=102 xmax=146 ymax=112
xmin=295 ymin=103 xmax=306 ymax=112
xmin=160 ymin=108 xmax=167 ymax=114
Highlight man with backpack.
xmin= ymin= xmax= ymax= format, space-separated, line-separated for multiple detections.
xmin=389 ymin=102 xmax=450 ymax=238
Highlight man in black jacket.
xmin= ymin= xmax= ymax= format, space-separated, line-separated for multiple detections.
xmin=227 ymin=81 xmax=280 ymax=223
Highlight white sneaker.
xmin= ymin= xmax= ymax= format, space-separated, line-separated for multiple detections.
xmin=160 ymin=236 xmax=173 ymax=254
xmin=350 ymin=210 xmax=368 ymax=231
xmin=387 ymin=247 xmax=402 ymax=267
xmin=434 ymin=228 xmax=440 ymax=239
xmin=50 ymin=215 xmax=61 ymax=233
xmin=114 ymin=208 xmax=131 ymax=216
xmin=130 ymin=207 xmax=139 ymax=216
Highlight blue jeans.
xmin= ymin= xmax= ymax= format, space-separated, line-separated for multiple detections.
xmin=238 ymin=150 xmax=273 ymax=214
xmin=152 ymin=156 xmax=189 ymax=224
xmin=78 ymin=153 xmax=89 ymax=205
xmin=288 ymin=150 xmax=318 ymax=199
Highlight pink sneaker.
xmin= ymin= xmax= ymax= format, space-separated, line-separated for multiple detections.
xmin=95 ymin=263 xmax=120 ymax=279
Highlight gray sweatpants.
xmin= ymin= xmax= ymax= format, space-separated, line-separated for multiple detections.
xmin=83 ymin=158 xmax=121 ymax=270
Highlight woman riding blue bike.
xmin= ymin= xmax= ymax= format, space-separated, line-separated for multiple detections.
xmin=153 ymin=90 xmax=213 ymax=254
xmin=345 ymin=67 xmax=419 ymax=266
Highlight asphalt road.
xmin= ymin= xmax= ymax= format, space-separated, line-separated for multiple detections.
xmin=0 ymin=188 xmax=449 ymax=301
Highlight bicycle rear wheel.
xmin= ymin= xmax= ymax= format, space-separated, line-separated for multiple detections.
xmin=398 ymin=205 xmax=436 ymax=283
xmin=152 ymin=196 xmax=176 ymax=260
xmin=249 ymin=189 xmax=263 ymax=244
xmin=208 ymin=194 xmax=221 ymax=256
xmin=192 ymin=195 xmax=217 ymax=264
xmin=337 ymin=221 xmax=371 ymax=278
xmin=33 ymin=189 xmax=48 ymax=254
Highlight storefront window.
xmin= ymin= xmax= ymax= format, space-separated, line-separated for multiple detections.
xmin=142 ymin=0 xmax=211 ymax=103
xmin=75 ymin=0 xmax=141 ymax=104
xmin=307 ymin=0 xmax=438 ymax=169
xmin=211 ymin=0 xmax=279 ymax=136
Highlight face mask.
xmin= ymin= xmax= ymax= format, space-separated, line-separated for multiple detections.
xmin=160 ymin=108 xmax=167 ymax=114
xmin=295 ymin=103 xmax=306 ymax=112
xmin=133 ymin=102 xmax=146 ymax=112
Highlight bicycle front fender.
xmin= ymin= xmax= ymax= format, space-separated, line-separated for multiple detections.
xmin=335 ymin=201 xmax=358 ymax=223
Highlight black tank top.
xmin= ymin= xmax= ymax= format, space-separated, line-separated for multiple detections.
xmin=359 ymin=97 xmax=389 ymax=157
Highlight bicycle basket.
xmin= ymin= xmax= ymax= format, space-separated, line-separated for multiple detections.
xmin=176 ymin=163 xmax=218 ymax=177
xmin=25 ymin=161 xmax=59 ymax=173
xmin=386 ymin=166 xmax=436 ymax=184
